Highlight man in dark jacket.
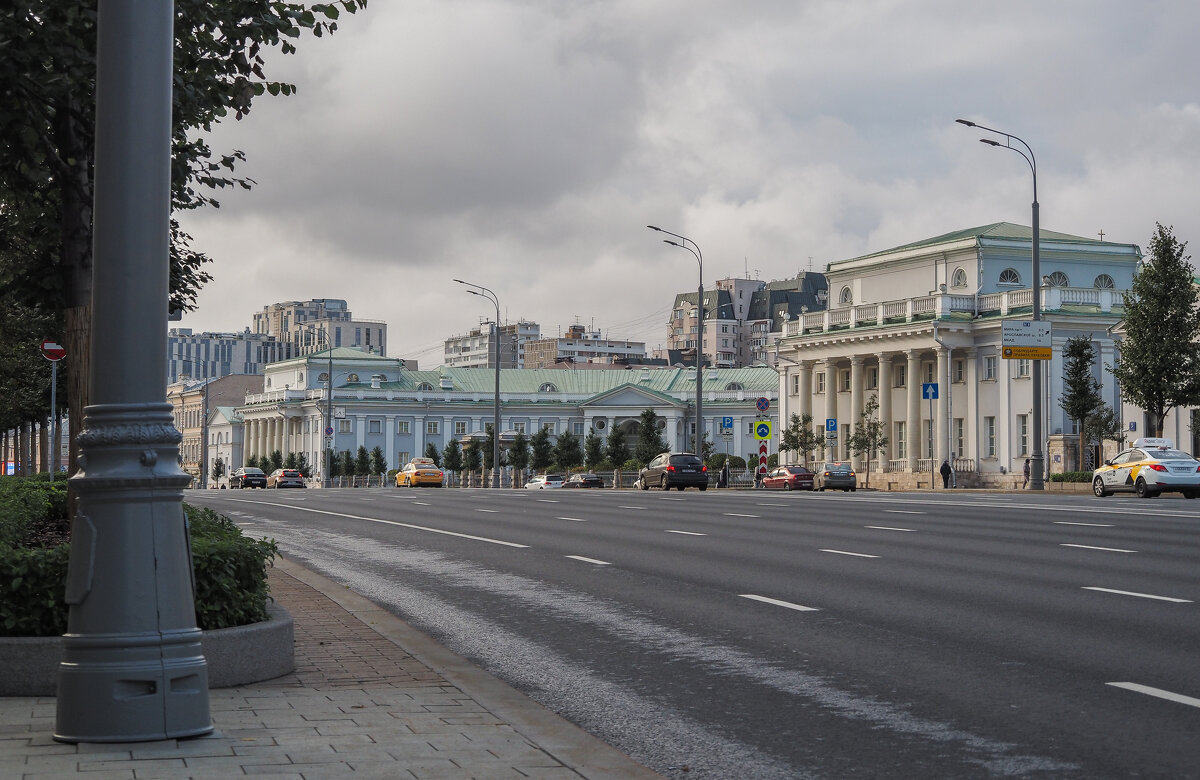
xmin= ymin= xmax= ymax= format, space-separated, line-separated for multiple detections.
xmin=940 ymin=459 xmax=952 ymax=489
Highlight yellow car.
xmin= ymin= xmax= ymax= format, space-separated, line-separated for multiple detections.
xmin=395 ymin=458 xmax=444 ymax=488
xmin=1092 ymin=438 xmax=1200 ymax=499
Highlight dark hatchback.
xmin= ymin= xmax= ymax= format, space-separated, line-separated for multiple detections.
xmin=565 ymin=473 xmax=605 ymax=488
xmin=763 ymin=465 xmax=815 ymax=491
xmin=816 ymin=462 xmax=857 ymax=492
xmin=639 ymin=452 xmax=709 ymax=491
xmin=231 ymin=466 xmax=267 ymax=489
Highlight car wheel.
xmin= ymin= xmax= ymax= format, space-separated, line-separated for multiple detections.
xmin=1135 ymin=477 xmax=1152 ymax=498
xmin=640 ymin=478 xmax=649 ymax=491
xmin=784 ymin=482 xmax=792 ymax=491
xmin=698 ymin=484 xmax=707 ymax=491
xmin=1092 ymin=477 xmax=1109 ymax=498
xmin=676 ymin=485 xmax=685 ymax=491
xmin=1187 ymin=490 xmax=1199 ymax=499
xmin=660 ymin=476 xmax=667 ymax=490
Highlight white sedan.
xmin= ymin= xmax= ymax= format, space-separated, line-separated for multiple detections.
xmin=525 ymin=474 xmax=565 ymax=490
xmin=1092 ymin=437 xmax=1200 ymax=498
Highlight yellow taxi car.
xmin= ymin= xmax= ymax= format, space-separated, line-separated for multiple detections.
xmin=395 ymin=457 xmax=444 ymax=488
xmin=1092 ymin=438 xmax=1200 ymax=499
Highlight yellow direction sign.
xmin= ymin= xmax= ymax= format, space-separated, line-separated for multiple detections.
xmin=753 ymin=421 xmax=772 ymax=440
xmin=1002 ymin=346 xmax=1052 ymax=360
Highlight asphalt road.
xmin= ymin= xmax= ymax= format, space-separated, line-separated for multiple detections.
xmin=188 ymin=486 xmax=1200 ymax=779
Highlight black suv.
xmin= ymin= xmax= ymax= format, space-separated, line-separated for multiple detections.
xmin=231 ymin=466 xmax=267 ymax=489
xmin=639 ymin=452 xmax=708 ymax=491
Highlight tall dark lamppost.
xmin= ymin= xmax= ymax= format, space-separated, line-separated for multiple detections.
xmin=454 ymin=279 xmax=502 ymax=487
xmin=956 ymin=118 xmax=1044 ymax=490
xmin=647 ymin=226 xmax=705 ymax=455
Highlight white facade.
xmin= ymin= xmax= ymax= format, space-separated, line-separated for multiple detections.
xmin=776 ymin=223 xmax=1144 ymax=485
xmin=444 ymin=320 xmax=540 ymax=368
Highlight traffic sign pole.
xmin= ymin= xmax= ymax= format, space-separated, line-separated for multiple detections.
xmin=40 ymin=341 xmax=66 ymax=481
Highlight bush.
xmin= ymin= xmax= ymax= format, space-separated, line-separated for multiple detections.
xmin=1050 ymin=471 xmax=1093 ymax=483
xmin=0 ymin=485 xmax=276 ymax=636
xmin=621 ymin=458 xmax=643 ymax=472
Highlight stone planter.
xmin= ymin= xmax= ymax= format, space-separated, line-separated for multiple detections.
xmin=0 ymin=602 xmax=293 ymax=696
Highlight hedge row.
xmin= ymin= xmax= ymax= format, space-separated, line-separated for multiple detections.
xmin=1049 ymin=471 xmax=1094 ymax=483
xmin=0 ymin=477 xmax=276 ymax=637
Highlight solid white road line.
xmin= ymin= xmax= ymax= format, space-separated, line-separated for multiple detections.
xmin=739 ymin=594 xmax=820 ymax=612
xmin=1054 ymin=521 xmax=1114 ymax=527
xmin=1107 ymin=682 xmax=1200 ymax=709
xmin=475 ymin=508 xmax=499 ymax=513
xmin=866 ymin=525 xmax=915 ymax=532
xmin=618 ymin=505 xmax=646 ymax=510
xmin=756 ymin=502 xmax=788 ymax=507
xmin=1083 ymin=587 xmax=1192 ymax=603
xmin=724 ymin=513 xmax=760 ymax=518
xmin=536 ymin=499 xmax=560 ymax=503
xmin=566 ymin=555 xmax=611 ymax=565
xmin=821 ymin=549 xmax=880 ymax=558
xmin=414 ymin=501 xmax=430 ymax=506
xmin=557 ymin=516 xmax=587 ymax=522
xmin=1060 ymin=543 xmax=1136 ymax=553
xmin=665 ymin=530 xmax=707 ymax=536
xmin=883 ymin=509 xmax=924 ymax=514
xmin=222 ymin=499 xmax=528 ymax=548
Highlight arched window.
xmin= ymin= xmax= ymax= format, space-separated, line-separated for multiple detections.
xmin=347 ymin=373 xmax=360 ymax=383
xmin=725 ymin=382 xmax=744 ymax=391
xmin=998 ymin=268 xmax=1021 ymax=286
xmin=1046 ymin=271 xmax=1070 ymax=287
xmin=417 ymin=382 xmax=434 ymax=391
xmin=538 ymin=382 xmax=558 ymax=393
xmin=1093 ymin=274 xmax=1115 ymax=289
xmin=951 ymin=268 xmax=967 ymax=288
xmin=839 ymin=286 xmax=852 ymax=305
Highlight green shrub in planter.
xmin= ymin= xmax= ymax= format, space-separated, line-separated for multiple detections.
xmin=187 ymin=506 xmax=278 ymax=630
xmin=0 ymin=544 xmax=70 ymax=636
xmin=1049 ymin=471 xmax=1094 ymax=483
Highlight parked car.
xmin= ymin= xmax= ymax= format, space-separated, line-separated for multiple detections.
xmin=763 ymin=465 xmax=815 ymax=491
xmin=230 ymin=466 xmax=267 ymax=489
xmin=1092 ymin=437 xmax=1200 ymax=498
xmin=639 ymin=452 xmax=708 ymax=491
xmin=525 ymin=474 xmax=565 ymax=489
xmin=565 ymin=473 xmax=604 ymax=488
xmin=395 ymin=458 xmax=444 ymax=487
xmin=267 ymin=468 xmax=306 ymax=488
xmin=815 ymin=462 xmax=856 ymax=492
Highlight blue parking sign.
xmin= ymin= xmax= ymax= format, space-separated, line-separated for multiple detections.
xmin=825 ymin=417 xmax=837 ymax=432
xmin=722 ymin=416 xmax=733 ymax=430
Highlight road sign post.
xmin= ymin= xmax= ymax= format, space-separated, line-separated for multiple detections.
xmin=40 ymin=341 xmax=66 ymax=481
xmin=923 ymin=383 xmax=939 ymax=486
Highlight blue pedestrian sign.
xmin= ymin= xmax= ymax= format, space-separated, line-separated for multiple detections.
xmin=922 ymin=382 xmax=939 ymax=400
xmin=825 ymin=417 xmax=837 ymax=433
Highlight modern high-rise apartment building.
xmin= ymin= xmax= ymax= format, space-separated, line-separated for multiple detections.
xmin=168 ymin=328 xmax=292 ymax=383
xmin=662 ymin=274 xmax=828 ymax=368
xmin=253 ymin=298 xmax=388 ymax=357
xmin=444 ymin=320 xmax=541 ymax=368
xmin=523 ymin=324 xmax=648 ymax=368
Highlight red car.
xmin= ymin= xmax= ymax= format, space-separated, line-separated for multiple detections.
xmin=762 ymin=465 xmax=815 ymax=491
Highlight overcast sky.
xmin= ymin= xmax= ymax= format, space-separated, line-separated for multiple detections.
xmin=175 ymin=0 xmax=1200 ymax=367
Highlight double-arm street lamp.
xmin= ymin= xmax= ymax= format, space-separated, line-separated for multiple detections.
xmin=647 ymin=225 xmax=705 ymax=456
xmin=453 ymin=279 xmax=502 ymax=488
xmin=956 ymin=118 xmax=1044 ymax=490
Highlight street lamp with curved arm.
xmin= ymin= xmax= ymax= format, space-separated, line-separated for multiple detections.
xmin=956 ymin=118 xmax=1044 ymax=490
xmin=647 ymin=225 xmax=705 ymax=456
xmin=298 ymin=324 xmax=335 ymax=488
xmin=453 ymin=278 xmax=502 ymax=488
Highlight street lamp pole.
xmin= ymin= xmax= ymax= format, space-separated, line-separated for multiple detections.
xmin=648 ymin=226 xmax=705 ymax=455
xmin=956 ymin=118 xmax=1044 ymax=490
xmin=454 ymin=279 xmax=502 ymax=488
xmin=299 ymin=325 xmax=333 ymax=488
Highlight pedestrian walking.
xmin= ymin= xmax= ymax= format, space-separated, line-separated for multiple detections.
xmin=754 ymin=469 xmax=763 ymax=489
xmin=939 ymin=459 xmax=952 ymax=489
xmin=1022 ymin=458 xmax=1031 ymax=489
xmin=719 ymin=461 xmax=730 ymax=489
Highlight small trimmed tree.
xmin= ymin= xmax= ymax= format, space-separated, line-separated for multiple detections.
xmin=848 ymin=395 xmax=888 ymax=488
xmin=583 ymin=430 xmax=604 ymax=470
xmin=508 ymin=430 xmax=530 ymax=484
xmin=530 ymin=426 xmax=554 ymax=473
xmin=354 ymin=446 xmax=371 ymax=477
xmin=283 ymin=452 xmax=298 ymax=470
xmin=553 ymin=430 xmax=583 ymax=472
xmin=423 ymin=442 xmax=441 ymax=467
xmin=1060 ymin=335 xmax=1104 ymax=471
xmin=296 ymin=452 xmax=311 ymax=479
xmin=634 ymin=409 xmax=668 ymax=465
xmin=442 ymin=439 xmax=463 ymax=485
xmin=269 ymin=450 xmax=284 ymax=471
xmin=781 ymin=412 xmax=822 ymax=465
xmin=463 ymin=439 xmax=482 ymax=482
xmin=370 ymin=446 xmax=387 ymax=476
xmin=339 ymin=450 xmax=354 ymax=479
xmin=605 ymin=425 xmax=629 ymax=467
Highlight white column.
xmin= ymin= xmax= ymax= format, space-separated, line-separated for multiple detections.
xmin=798 ymin=361 xmax=813 ymax=422
xmin=824 ymin=359 xmax=838 ymax=460
xmin=965 ymin=348 xmax=978 ymax=467
xmin=849 ymin=356 xmax=864 ymax=468
xmin=906 ymin=349 xmax=922 ymax=471
xmin=937 ymin=346 xmax=950 ymax=464
xmin=877 ymin=354 xmax=893 ymax=464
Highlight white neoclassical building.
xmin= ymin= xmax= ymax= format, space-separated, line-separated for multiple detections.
xmin=232 ymin=347 xmax=781 ymax=482
xmin=775 ymin=222 xmax=1147 ymax=488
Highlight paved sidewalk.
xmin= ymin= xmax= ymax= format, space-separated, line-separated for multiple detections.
xmin=0 ymin=557 xmax=661 ymax=779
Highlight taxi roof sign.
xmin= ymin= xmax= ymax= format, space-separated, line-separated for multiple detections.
xmin=1132 ymin=437 xmax=1173 ymax=449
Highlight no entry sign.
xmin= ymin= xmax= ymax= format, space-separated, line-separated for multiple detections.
xmin=41 ymin=340 xmax=66 ymax=361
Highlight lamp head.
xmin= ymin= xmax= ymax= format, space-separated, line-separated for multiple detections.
xmin=955 ymin=118 xmax=977 ymax=127
xmin=646 ymin=225 xmax=662 ymax=232
xmin=980 ymin=138 xmax=1001 ymax=147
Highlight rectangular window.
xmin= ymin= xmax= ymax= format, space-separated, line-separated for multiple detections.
xmin=790 ymin=374 xmax=800 ymax=395
xmin=895 ymin=421 xmax=906 ymax=459
xmin=840 ymin=370 xmax=851 ymax=392
xmin=514 ymin=421 xmax=526 ymax=434
xmin=867 ymin=367 xmax=878 ymax=390
xmin=397 ymin=451 xmax=410 ymax=466
xmin=454 ymin=421 xmax=468 ymax=435
xmin=953 ymin=418 xmax=964 ymax=458
xmin=953 ymin=359 xmax=965 ymax=383
xmin=1016 ymin=359 xmax=1031 ymax=378
xmin=543 ymin=422 xmax=555 ymax=434
xmin=816 ymin=372 xmax=826 ymax=393
xmin=397 ymin=420 xmax=410 ymax=434
xmin=368 ymin=420 xmax=381 ymax=434
xmin=1017 ymin=414 xmax=1029 ymax=455
xmin=426 ymin=420 xmax=439 ymax=435
xmin=894 ymin=364 xmax=906 ymax=388
xmin=923 ymin=362 xmax=935 ymax=384
xmin=338 ymin=420 xmax=351 ymax=434
xmin=573 ymin=422 xmax=585 ymax=435
xmin=983 ymin=356 xmax=997 ymax=380
xmin=985 ymin=416 xmax=997 ymax=457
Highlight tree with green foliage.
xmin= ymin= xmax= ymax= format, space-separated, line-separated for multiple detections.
xmin=283 ymin=452 xmax=298 ymax=470
xmin=296 ymin=452 xmax=311 ymax=479
xmin=269 ymin=450 xmax=284 ymax=471
xmin=423 ymin=442 xmax=441 ymax=467
xmin=848 ymin=395 xmax=888 ymax=488
xmin=1060 ymin=336 xmax=1105 ymax=470
xmin=583 ymin=430 xmax=604 ymax=470
xmin=354 ymin=446 xmax=370 ymax=477
xmin=327 ymin=449 xmax=340 ymax=478
xmin=482 ymin=425 xmax=497 ymax=470
xmin=211 ymin=459 xmax=225 ymax=482
xmin=634 ymin=409 xmax=667 ymax=465
xmin=553 ymin=431 xmax=583 ymax=472
xmin=781 ymin=412 xmax=822 ymax=465
xmin=605 ymin=425 xmax=629 ymax=467
xmin=1112 ymin=224 xmax=1200 ymax=436
xmin=530 ymin=427 xmax=554 ymax=473
xmin=463 ymin=439 xmax=482 ymax=481
xmin=442 ymin=439 xmax=463 ymax=484
xmin=700 ymin=432 xmax=716 ymax=464
xmin=370 ymin=446 xmax=387 ymax=475
xmin=0 ymin=1 xmax=367 ymax=477
xmin=339 ymin=450 xmax=354 ymax=479
xmin=508 ymin=430 xmax=530 ymax=483
xmin=257 ymin=455 xmax=273 ymax=473
xmin=1084 ymin=402 xmax=1126 ymax=458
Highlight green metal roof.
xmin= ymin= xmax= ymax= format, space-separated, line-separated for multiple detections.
xmin=348 ymin=365 xmax=780 ymax=395
xmin=833 ymin=222 xmax=1127 ymax=267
